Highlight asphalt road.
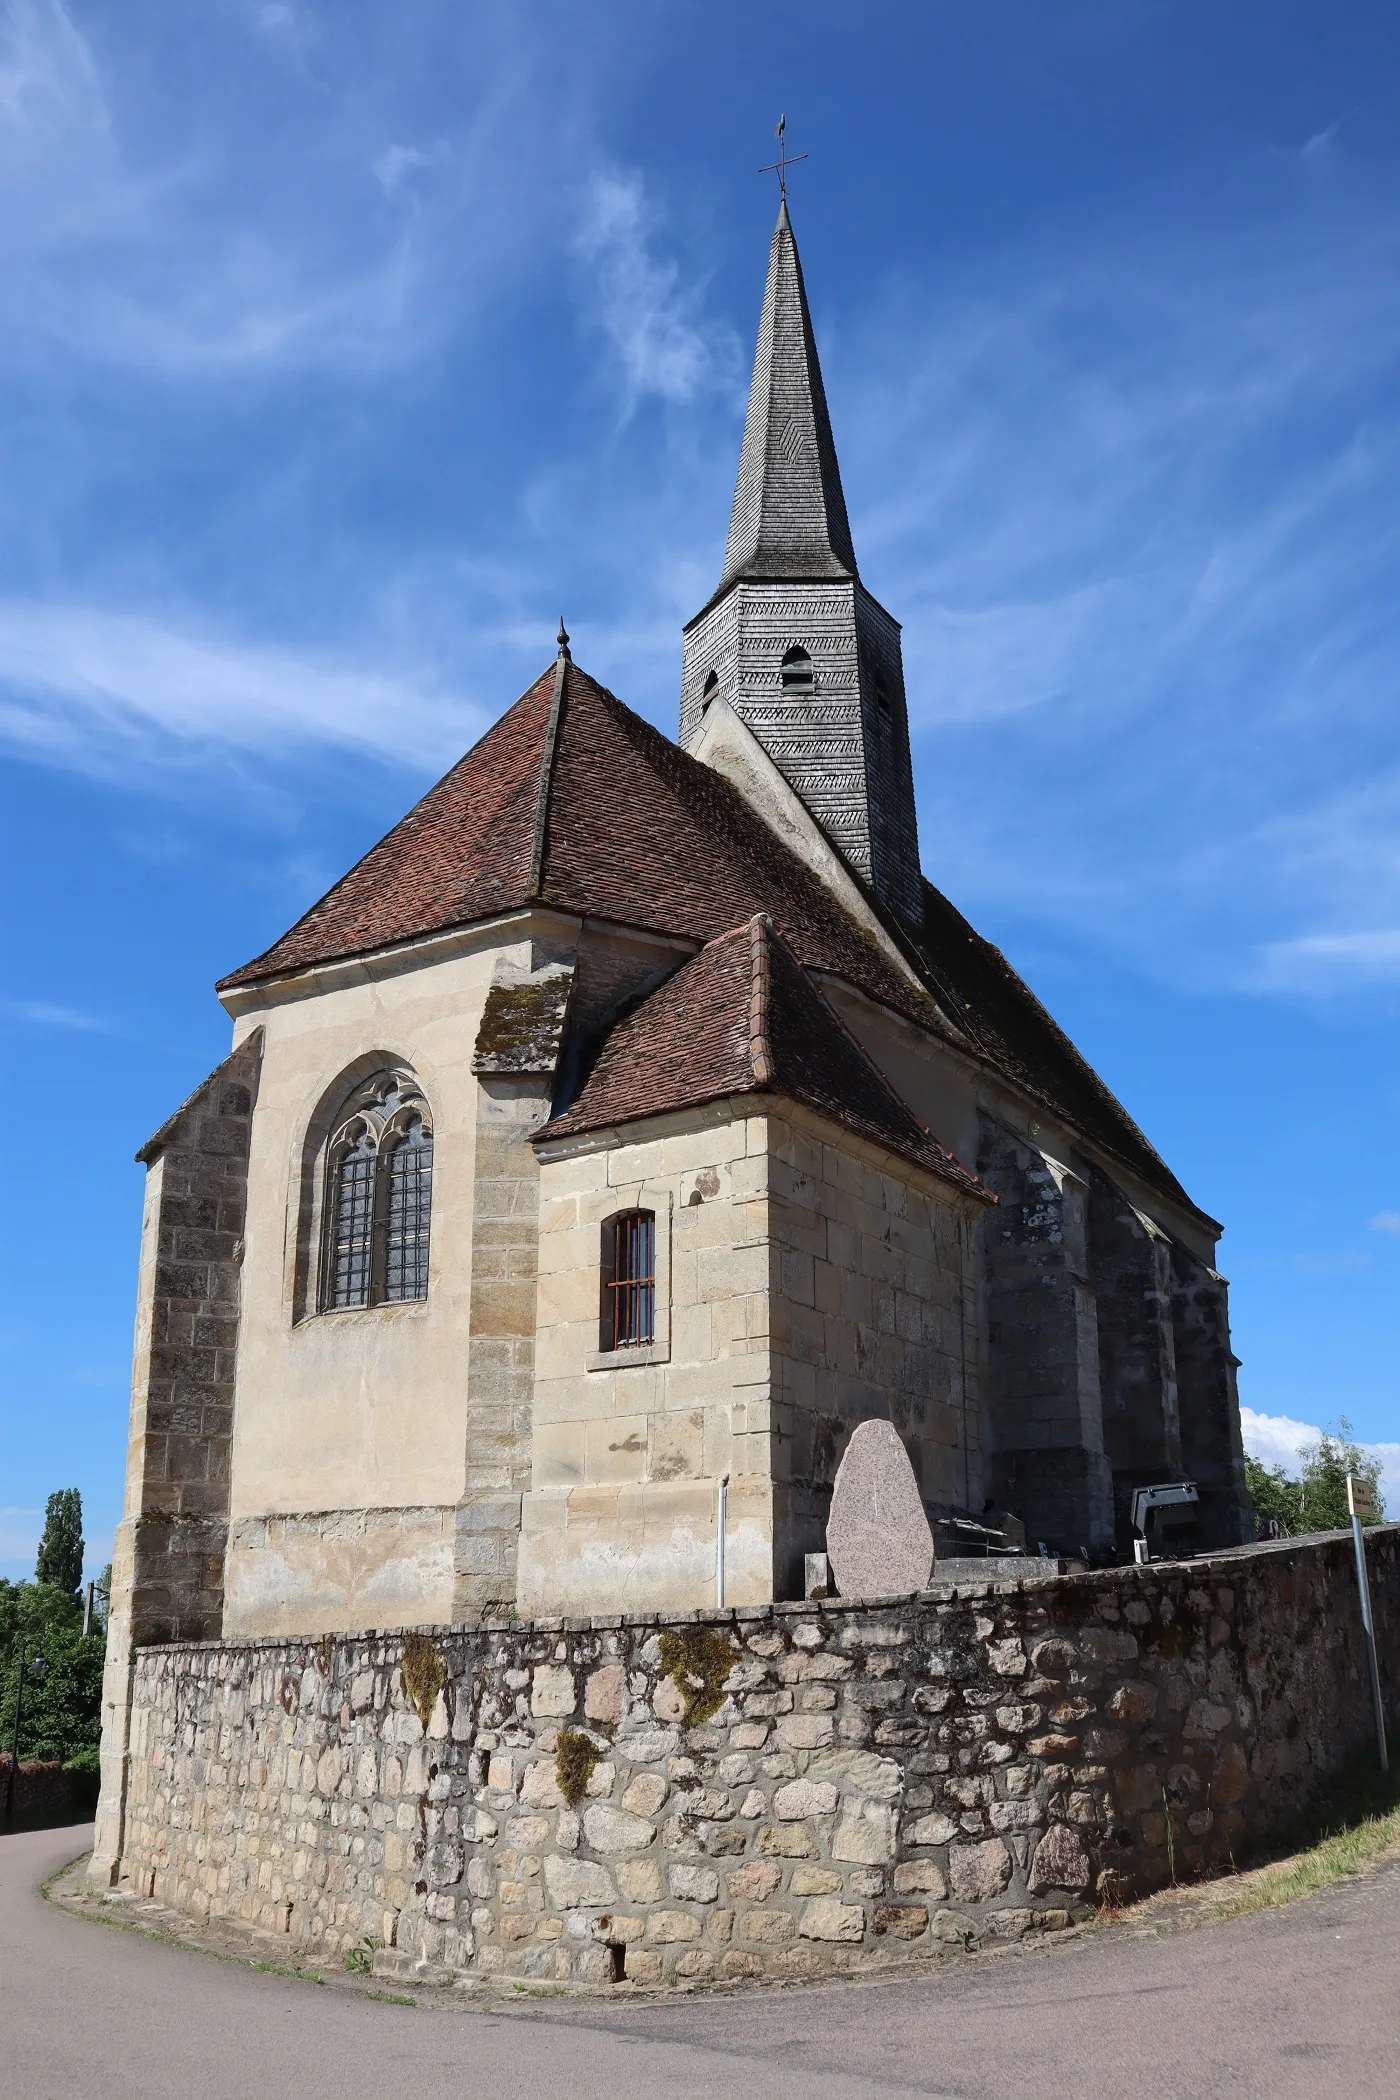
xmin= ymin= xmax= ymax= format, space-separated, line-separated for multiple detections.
xmin=5 ymin=1821 xmax=1398 ymax=2099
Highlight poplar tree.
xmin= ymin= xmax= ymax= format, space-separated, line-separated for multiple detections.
xmin=35 ymin=1489 xmax=84 ymax=1595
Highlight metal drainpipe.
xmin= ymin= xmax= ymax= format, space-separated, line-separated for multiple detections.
xmin=716 ymin=1475 xmax=730 ymax=1610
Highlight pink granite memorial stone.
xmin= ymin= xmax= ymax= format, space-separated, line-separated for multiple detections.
xmin=826 ymin=1419 xmax=935 ymax=1598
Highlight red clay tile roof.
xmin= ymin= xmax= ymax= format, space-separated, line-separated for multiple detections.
xmin=218 ymin=659 xmax=953 ymax=1045
xmin=218 ymin=653 xmax=1203 ymax=1220
xmin=542 ymin=914 xmax=990 ymax=1201
xmin=912 ymin=880 xmax=1198 ymax=1217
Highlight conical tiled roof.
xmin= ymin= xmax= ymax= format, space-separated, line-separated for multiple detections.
xmin=716 ymin=201 xmax=857 ymax=595
xmin=543 ymin=914 xmax=989 ymax=1200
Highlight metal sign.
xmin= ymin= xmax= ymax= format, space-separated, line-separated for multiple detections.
xmin=1347 ymin=1473 xmax=1377 ymax=1521
xmin=1346 ymin=1475 xmax=1388 ymax=1774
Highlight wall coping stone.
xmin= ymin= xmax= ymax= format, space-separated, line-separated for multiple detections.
xmin=130 ymin=1527 xmax=1399 ymax=1658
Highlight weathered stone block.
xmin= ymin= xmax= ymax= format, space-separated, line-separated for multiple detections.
xmin=530 ymin=1666 xmax=576 ymax=1718
xmin=832 ymin=1799 xmax=898 ymax=1865
xmin=583 ymin=1805 xmax=655 ymax=1855
xmin=773 ymin=1778 xmax=838 ymax=1820
xmin=668 ymin=1863 xmax=719 ymax=1902
xmin=621 ymin=1772 xmax=668 ymax=1818
xmin=543 ymin=1855 xmax=615 ymax=1907
xmin=906 ymin=1812 xmax=958 ymax=1846
xmin=1027 ymin=1824 xmax=1091 ymax=1892
xmin=727 ymin=1858 xmax=783 ymax=1900
xmin=948 ymin=1839 xmax=1011 ymax=1903
xmin=617 ymin=1859 xmax=662 ymax=1904
xmin=799 ymin=1897 xmax=865 ymax=1942
xmin=790 ymin=1866 xmax=843 ymax=1896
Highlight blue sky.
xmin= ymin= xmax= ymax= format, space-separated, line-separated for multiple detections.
xmin=2 ymin=0 xmax=1399 ymax=1579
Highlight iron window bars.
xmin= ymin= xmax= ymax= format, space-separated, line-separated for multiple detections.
xmin=606 ymin=1210 xmax=656 ymax=1349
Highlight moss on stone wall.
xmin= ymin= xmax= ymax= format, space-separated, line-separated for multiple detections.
xmin=401 ymin=1633 xmax=445 ymax=1730
xmin=555 ymin=1730 xmax=603 ymax=1806
xmin=657 ymin=1625 xmax=737 ymax=1726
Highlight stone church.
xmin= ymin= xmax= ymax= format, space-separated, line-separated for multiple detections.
xmin=102 ymin=202 xmax=1251 ymax=1742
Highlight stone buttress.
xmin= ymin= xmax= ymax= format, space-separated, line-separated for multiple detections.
xmin=90 ymin=1031 xmax=261 ymax=1886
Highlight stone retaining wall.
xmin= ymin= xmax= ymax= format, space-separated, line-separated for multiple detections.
xmin=112 ymin=1531 xmax=1398 ymax=1986
xmin=1 ymin=1758 xmax=79 ymax=1820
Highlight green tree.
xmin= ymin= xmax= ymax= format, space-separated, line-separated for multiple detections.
xmin=1244 ymin=1454 xmax=1303 ymax=1536
xmin=0 ymin=1579 xmax=104 ymax=1765
xmin=1298 ymin=1420 xmax=1384 ymax=1531
xmin=1245 ymin=1421 xmax=1384 ymax=1538
xmin=35 ymin=1489 xmax=84 ymax=1595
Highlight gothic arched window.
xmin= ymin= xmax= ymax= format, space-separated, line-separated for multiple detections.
xmin=321 ymin=1070 xmax=434 ymax=1311
xmin=780 ymin=645 xmax=814 ymax=695
xmin=701 ymin=669 xmax=719 ymax=713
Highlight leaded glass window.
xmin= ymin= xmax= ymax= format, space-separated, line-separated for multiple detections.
xmin=385 ymin=1117 xmax=432 ymax=1302
xmin=330 ymin=1131 xmax=376 ymax=1308
xmin=319 ymin=1069 xmax=433 ymax=1312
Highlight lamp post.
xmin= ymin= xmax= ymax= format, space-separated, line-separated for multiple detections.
xmin=4 ymin=1648 xmax=47 ymax=1819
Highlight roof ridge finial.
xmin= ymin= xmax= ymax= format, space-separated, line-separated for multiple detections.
xmin=556 ymin=616 xmax=571 ymax=661
xmin=758 ymin=111 xmax=807 ymax=214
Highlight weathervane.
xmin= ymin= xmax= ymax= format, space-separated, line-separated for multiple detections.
xmin=759 ymin=113 xmax=807 ymax=204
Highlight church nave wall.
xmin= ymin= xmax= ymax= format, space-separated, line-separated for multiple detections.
xmin=523 ymin=1106 xmax=775 ymax=1618
xmin=221 ymin=931 xmax=528 ymax=1638
xmin=765 ymin=1108 xmax=985 ymax=1602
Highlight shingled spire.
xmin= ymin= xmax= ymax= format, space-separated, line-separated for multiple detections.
xmin=719 ymin=201 xmax=857 ymax=591
xmin=681 ymin=204 xmax=924 ymax=932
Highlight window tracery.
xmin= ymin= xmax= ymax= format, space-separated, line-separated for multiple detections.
xmin=321 ymin=1069 xmax=434 ymax=1311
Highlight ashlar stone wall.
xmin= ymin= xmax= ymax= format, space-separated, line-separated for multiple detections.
xmin=113 ymin=1530 xmax=1399 ymax=1985
xmin=767 ymin=1108 xmax=984 ymax=1600
xmin=522 ymin=1106 xmax=774 ymax=1618
xmin=522 ymin=1103 xmax=984 ymax=1617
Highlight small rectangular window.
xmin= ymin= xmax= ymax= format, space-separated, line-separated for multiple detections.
xmin=604 ymin=1211 xmax=655 ymax=1349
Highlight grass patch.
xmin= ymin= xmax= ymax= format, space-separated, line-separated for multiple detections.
xmin=360 ymin=1988 xmax=416 ymax=2007
xmin=1190 ymin=1766 xmax=1400 ymax=1924
xmin=251 ymin=1960 xmax=323 ymax=1983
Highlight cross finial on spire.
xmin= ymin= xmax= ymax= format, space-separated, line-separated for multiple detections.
xmin=556 ymin=617 xmax=571 ymax=661
xmin=758 ymin=112 xmax=807 ymax=206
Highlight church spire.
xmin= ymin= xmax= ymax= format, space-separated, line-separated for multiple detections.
xmin=680 ymin=199 xmax=925 ymax=934
xmin=718 ymin=201 xmax=857 ymax=595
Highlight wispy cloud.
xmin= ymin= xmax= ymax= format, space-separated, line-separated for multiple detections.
xmin=372 ymin=141 xmax=447 ymax=201
xmin=1 ymin=997 xmax=109 ymax=1031
xmin=575 ymin=167 xmax=738 ymax=409
xmin=1370 ymin=1211 xmax=1400 ymax=1235
xmin=1254 ymin=929 xmax=1400 ymax=992
xmin=1241 ymin=1406 xmax=1397 ymax=1517
xmin=0 ymin=0 xmax=569 ymax=378
xmin=0 ymin=598 xmax=487 ymax=768
xmin=830 ymin=163 xmax=1400 ymax=999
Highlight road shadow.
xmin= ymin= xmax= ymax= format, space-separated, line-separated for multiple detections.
xmin=1 ymin=1806 xmax=95 ymax=1838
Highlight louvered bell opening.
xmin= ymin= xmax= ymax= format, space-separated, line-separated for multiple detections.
xmin=780 ymin=645 xmax=813 ymax=695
